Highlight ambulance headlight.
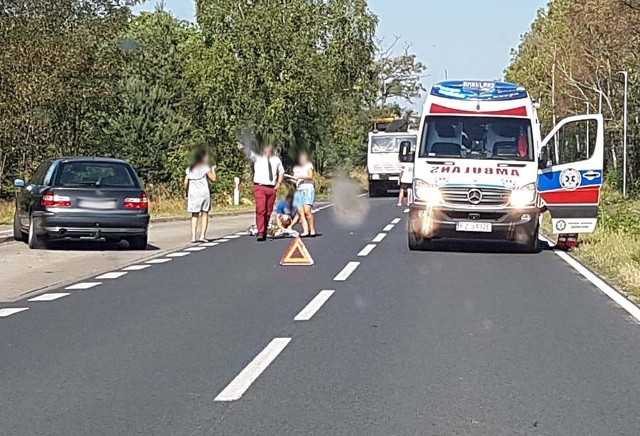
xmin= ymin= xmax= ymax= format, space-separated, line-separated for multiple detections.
xmin=509 ymin=183 xmax=537 ymax=207
xmin=414 ymin=179 xmax=442 ymax=206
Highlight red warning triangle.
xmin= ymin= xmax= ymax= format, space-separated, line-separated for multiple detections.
xmin=280 ymin=237 xmax=314 ymax=266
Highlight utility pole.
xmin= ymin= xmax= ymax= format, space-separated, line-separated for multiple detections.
xmin=586 ymin=102 xmax=590 ymax=156
xmin=621 ymin=71 xmax=629 ymax=197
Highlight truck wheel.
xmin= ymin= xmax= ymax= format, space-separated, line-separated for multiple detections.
xmin=13 ymin=209 xmax=24 ymax=242
xmin=27 ymin=215 xmax=47 ymax=249
xmin=128 ymin=234 xmax=148 ymax=250
xmin=368 ymin=181 xmax=379 ymax=198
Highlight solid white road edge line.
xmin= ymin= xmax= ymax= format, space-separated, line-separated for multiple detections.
xmin=0 ymin=308 xmax=29 ymax=318
xmin=28 ymin=293 xmax=70 ymax=302
xmin=372 ymin=233 xmax=386 ymax=243
xmin=65 ymin=282 xmax=101 ymax=290
xmin=383 ymin=224 xmax=394 ymax=232
xmin=391 ymin=218 xmax=402 ymax=224
xmin=294 ymin=290 xmax=335 ymax=321
xmin=214 ymin=337 xmax=292 ymax=402
xmin=96 ymin=272 xmax=128 ymax=280
xmin=357 ymin=244 xmax=377 ymax=257
xmin=539 ymin=235 xmax=640 ymax=323
xmin=334 ymin=262 xmax=360 ymax=281
xmin=313 ymin=203 xmax=334 ymax=213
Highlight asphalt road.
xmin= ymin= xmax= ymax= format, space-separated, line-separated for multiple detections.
xmin=2 ymin=197 xmax=640 ymax=435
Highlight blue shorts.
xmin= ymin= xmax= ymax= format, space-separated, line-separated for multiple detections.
xmin=294 ymin=188 xmax=315 ymax=207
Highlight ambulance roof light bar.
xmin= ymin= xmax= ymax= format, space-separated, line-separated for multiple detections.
xmin=431 ymin=80 xmax=529 ymax=102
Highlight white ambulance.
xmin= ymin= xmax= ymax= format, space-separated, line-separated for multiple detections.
xmin=405 ymin=80 xmax=604 ymax=252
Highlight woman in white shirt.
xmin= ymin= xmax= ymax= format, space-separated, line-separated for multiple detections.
xmin=184 ymin=148 xmax=217 ymax=243
xmin=293 ymin=152 xmax=316 ymax=237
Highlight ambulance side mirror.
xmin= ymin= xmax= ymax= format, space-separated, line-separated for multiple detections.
xmin=399 ymin=141 xmax=413 ymax=163
xmin=538 ymin=146 xmax=550 ymax=169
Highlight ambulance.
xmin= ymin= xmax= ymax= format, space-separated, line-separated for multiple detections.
xmin=404 ymin=80 xmax=604 ymax=252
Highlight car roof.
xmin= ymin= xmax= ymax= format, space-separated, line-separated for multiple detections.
xmin=55 ymin=157 xmax=131 ymax=165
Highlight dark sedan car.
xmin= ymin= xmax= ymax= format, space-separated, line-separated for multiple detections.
xmin=13 ymin=157 xmax=150 ymax=249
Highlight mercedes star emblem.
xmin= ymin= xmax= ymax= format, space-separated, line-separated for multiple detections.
xmin=467 ymin=189 xmax=483 ymax=205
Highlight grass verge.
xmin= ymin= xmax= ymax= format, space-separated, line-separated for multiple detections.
xmin=542 ymin=189 xmax=640 ymax=302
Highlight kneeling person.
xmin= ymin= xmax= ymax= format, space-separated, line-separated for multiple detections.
xmin=276 ymin=192 xmax=299 ymax=231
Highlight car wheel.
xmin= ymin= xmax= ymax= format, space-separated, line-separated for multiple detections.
xmin=128 ymin=234 xmax=148 ymax=250
xmin=27 ymin=215 xmax=46 ymax=249
xmin=13 ymin=209 xmax=24 ymax=242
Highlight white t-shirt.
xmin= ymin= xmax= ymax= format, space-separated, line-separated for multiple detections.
xmin=400 ymin=163 xmax=414 ymax=184
xmin=186 ymin=165 xmax=212 ymax=196
xmin=293 ymin=162 xmax=314 ymax=189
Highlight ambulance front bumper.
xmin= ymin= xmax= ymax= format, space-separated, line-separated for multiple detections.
xmin=409 ymin=204 xmax=540 ymax=242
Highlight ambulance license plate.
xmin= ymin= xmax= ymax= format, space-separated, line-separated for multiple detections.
xmin=456 ymin=222 xmax=492 ymax=233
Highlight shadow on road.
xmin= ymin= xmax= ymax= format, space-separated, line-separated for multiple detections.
xmin=413 ymin=238 xmax=554 ymax=254
xmin=40 ymin=239 xmax=160 ymax=252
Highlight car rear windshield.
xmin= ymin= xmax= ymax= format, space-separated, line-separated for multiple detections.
xmin=56 ymin=161 xmax=139 ymax=188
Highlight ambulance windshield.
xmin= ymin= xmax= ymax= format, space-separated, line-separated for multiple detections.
xmin=419 ymin=116 xmax=534 ymax=161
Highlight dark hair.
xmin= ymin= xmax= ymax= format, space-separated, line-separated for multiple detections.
xmin=190 ymin=148 xmax=208 ymax=170
xmin=285 ymin=191 xmax=295 ymax=202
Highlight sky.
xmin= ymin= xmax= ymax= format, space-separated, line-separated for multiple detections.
xmin=134 ymin=0 xmax=548 ymax=109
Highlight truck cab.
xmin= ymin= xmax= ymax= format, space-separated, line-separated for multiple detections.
xmin=367 ymin=118 xmax=417 ymax=197
xmin=406 ymin=80 xmax=604 ymax=252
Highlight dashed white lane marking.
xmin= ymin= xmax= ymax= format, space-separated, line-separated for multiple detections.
xmin=28 ymin=293 xmax=70 ymax=302
xmin=391 ymin=218 xmax=402 ymax=224
xmin=404 ymin=208 xmax=410 ymax=213
xmin=540 ymin=236 xmax=640 ymax=323
xmin=216 ymin=239 xmax=230 ymax=243
xmin=65 ymin=282 xmax=101 ymax=290
xmin=146 ymin=258 xmax=172 ymax=264
xmin=226 ymin=235 xmax=242 ymax=239
xmin=123 ymin=265 xmax=152 ymax=271
xmin=294 ymin=290 xmax=335 ymax=321
xmin=383 ymin=224 xmax=394 ymax=232
xmin=313 ymin=204 xmax=334 ymax=213
xmin=167 ymin=252 xmax=191 ymax=257
xmin=358 ymin=244 xmax=377 ymax=257
xmin=185 ymin=246 xmax=207 ymax=252
xmin=96 ymin=272 xmax=128 ymax=280
xmin=214 ymin=337 xmax=292 ymax=402
xmin=372 ymin=233 xmax=386 ymax=243
xmin=200 ymin=242 xmax=219 ymax=247
xmin=334 ymin=262 xmax=360 ymax=281
xmin=236 ymin=232 xmax=249 ymax=236
xmin=0 ymin=308 xmax=29 ymax=318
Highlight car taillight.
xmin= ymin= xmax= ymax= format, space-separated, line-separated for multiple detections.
xmin=124 ymin=193 xmax=148 ymax=210
xmin=41 ymin=191 xmax=71 ymax=207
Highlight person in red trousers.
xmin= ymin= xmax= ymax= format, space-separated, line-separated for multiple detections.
xmin=237 ymin=141 xmax=284 ymax=241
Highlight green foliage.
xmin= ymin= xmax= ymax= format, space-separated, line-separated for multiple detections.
xmin=506 ymin=0 xmax=640 ymax=195
xmin=1 ymin=0 xmax=426 ymax=204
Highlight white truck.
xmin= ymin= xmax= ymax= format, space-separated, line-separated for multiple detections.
xmin=367 ymin=122 xmax=417 ymax=197
xmin=404 ymin=80 xmax=604 ymax=252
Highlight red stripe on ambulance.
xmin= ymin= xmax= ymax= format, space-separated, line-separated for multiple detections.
xmin=429 ymin=104 xmax=528 ymax=117
xmin=541 ymin=187 xmax=600 ymax=205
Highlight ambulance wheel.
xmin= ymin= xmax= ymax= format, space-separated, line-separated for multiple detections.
xmin=408 ymin=221 xmax=431 ymax=251
xmin=521 ymin=226 xmax=541 ymax=253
